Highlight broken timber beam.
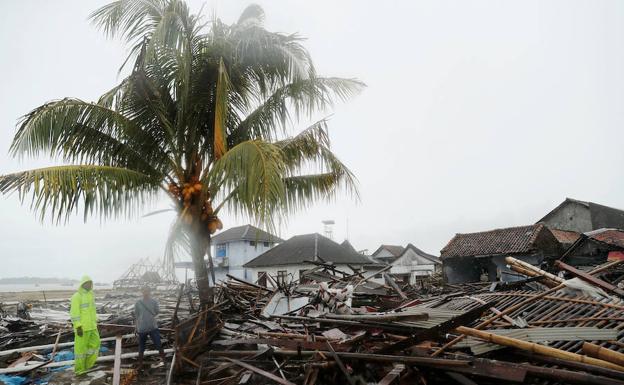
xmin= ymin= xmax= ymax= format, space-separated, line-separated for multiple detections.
xmin=555 ymin=260 xmax=624 ymax=297
xmin=383 ymin=273 xmax=408 ymax=300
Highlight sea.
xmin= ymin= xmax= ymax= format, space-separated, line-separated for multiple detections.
xmin=0 ymin=283 xmax=112 ymax=292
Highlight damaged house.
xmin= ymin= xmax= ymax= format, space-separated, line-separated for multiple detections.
xmin=243 ymin=233 xmax=374 ymax=287
xmin=561 ymin=228 xmax=624 ymax=266
xmin=539 ymin=197 xmax=624 ymax=233
xmin=441 ymin=224 xmax=563 ymax=284
xmin=372 ymin=244 xmax=441 ymax=284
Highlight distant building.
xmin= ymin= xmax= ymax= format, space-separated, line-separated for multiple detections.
xmin=539 ymin=198 xmax=624 ymax=233
xmin=244 ymin=233 xmax=374 ymax=287
xmin=174 ymin=224 xmax=283 ymax=283
xmin=440 ymin=224 xmax=562 ymax=284
xmin=211 ymin=224 xmax=283 ymax=281
xmin=371 ymin=244 xmax=440 ymax=284
xmin=371 ymin=245 xmax=405 ymax=264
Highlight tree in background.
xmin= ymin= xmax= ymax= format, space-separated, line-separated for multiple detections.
xmin=0 ymin=0 xmax=363 ymax=304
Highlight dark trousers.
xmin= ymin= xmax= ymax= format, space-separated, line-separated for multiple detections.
xmin=138 ymin=329 xmax=162 ymax=354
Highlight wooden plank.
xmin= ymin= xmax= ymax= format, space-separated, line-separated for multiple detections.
xmin=112 ymin=335 xmax=123 ymax=385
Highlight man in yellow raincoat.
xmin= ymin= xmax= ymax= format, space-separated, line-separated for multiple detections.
xmin=70 ymin=275 xmax=100 ymax=374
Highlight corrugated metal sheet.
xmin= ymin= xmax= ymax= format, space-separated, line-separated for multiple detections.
xmin=456 ymin=327 xmax=618 ymax=355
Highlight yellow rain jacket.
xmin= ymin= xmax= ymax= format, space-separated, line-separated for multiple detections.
xmin=70 ymin=275 xmax=101 ymax=374
xmin=70 ymin=275 xmax=98 ymax=331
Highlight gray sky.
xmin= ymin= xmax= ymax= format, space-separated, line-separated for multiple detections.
xmin=1 ymin=0 xmax=624 ymax=282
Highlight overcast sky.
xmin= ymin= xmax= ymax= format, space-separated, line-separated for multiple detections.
xmin=1 ymin=0 xmax=624 ymax=282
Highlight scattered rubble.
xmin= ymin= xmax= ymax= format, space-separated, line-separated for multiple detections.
xmin=3 ymin=258 xmax=624 ymax=384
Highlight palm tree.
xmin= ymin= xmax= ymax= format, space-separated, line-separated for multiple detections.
xmin=0 ymin=0 xmax=363 ymax=305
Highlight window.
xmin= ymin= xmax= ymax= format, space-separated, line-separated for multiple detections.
xmin=257 ymin=272 xmax=267 ymax=287
xmin=249 ymin=240 xmax=256 ymax=246
xmin=264 ymin=241 xmax=270 ymax=247
xmin=277 ymin=270 xmax=287 ymax=285
xmin=216 ymin=244 xmax=226 ymax=258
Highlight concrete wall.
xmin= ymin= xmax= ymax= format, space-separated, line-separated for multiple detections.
xmin=542 ymin=202 xmax=592 ymax=232
xmin=443 ymin=254 xmax=544 ymax=284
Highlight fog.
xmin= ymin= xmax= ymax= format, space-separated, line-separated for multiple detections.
xmin=1 ymin=0 xmax=623 ymax=282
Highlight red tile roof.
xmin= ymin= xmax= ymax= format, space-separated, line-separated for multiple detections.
xmin=550 ymin=229 xmax=581 ymax=244
xmin=441 ymin=224 xmax=547 ymax=259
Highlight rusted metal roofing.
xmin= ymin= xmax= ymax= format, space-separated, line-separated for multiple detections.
xmin=440 ymin=224 xmax=547 ymax=259
xmin=587 ymin=228 xmax=624 ymax=249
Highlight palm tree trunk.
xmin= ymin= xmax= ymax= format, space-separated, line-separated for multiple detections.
xmin=189 ymin=221 xmax=214 ymax=306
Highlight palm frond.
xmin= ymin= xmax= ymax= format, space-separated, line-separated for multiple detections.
xmin=283 ymin=172 xmax=350 ymax=210
xmin=232 ymin=77 xmax=365 ymax=143
xmin=208 ymin=140 xmax=286 ymax=230
xmin=0 ymin=165 xmax=159 ymax=223
xmin=11 ymin=98 xmax=171 ymax=176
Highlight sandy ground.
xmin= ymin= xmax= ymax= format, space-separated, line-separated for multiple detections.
xmin=0 ymin=289 xmax=113 ymax=303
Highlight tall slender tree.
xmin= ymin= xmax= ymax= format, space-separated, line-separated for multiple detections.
xmin=0 ymin=0 xmax=363 ymax=304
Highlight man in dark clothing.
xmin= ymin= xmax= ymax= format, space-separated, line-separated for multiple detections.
xmin=135 ymin=286 xmax=165 ymax=369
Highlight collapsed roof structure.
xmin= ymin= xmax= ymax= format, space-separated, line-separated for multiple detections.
xmin=113 ymin=257 xmax=178 ymax=289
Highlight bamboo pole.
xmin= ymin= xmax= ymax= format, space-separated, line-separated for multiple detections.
xmin=583 ymin=342 xmax=624 ymax=367
xmin=456 ymin=326 xmax=624 ymax=372
xmin=505 ymin=256 xmax=563 ymax=287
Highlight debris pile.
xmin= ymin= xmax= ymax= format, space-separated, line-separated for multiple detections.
xmin=3 ymin=259 xmax=624 ymax=384
xmin=178 ymin=259 xmax=624 ymax=385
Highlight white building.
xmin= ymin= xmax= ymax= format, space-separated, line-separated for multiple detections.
xmin=211 ymin=224 xmax=283 ymax=281
xmin=244 ymin=233 xmax=375 ymax=287
xmin=372 ymin=244 xmax=441 ymax=284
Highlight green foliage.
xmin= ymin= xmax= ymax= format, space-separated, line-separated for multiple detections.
xmin=0 ymin=0 xmax=364 ymax=267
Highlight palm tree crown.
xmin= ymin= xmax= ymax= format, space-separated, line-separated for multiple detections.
xmin=0 ymin=0 xmax=364 ymax=302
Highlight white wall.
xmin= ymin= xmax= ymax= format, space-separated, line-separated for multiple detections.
xmin=214 ymin=240 xmax=276 ymax=281
xmin=389 ymin=248 xmax=438 ymax=284
xmin=248 ymin=264 xmax=361 ymax=287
